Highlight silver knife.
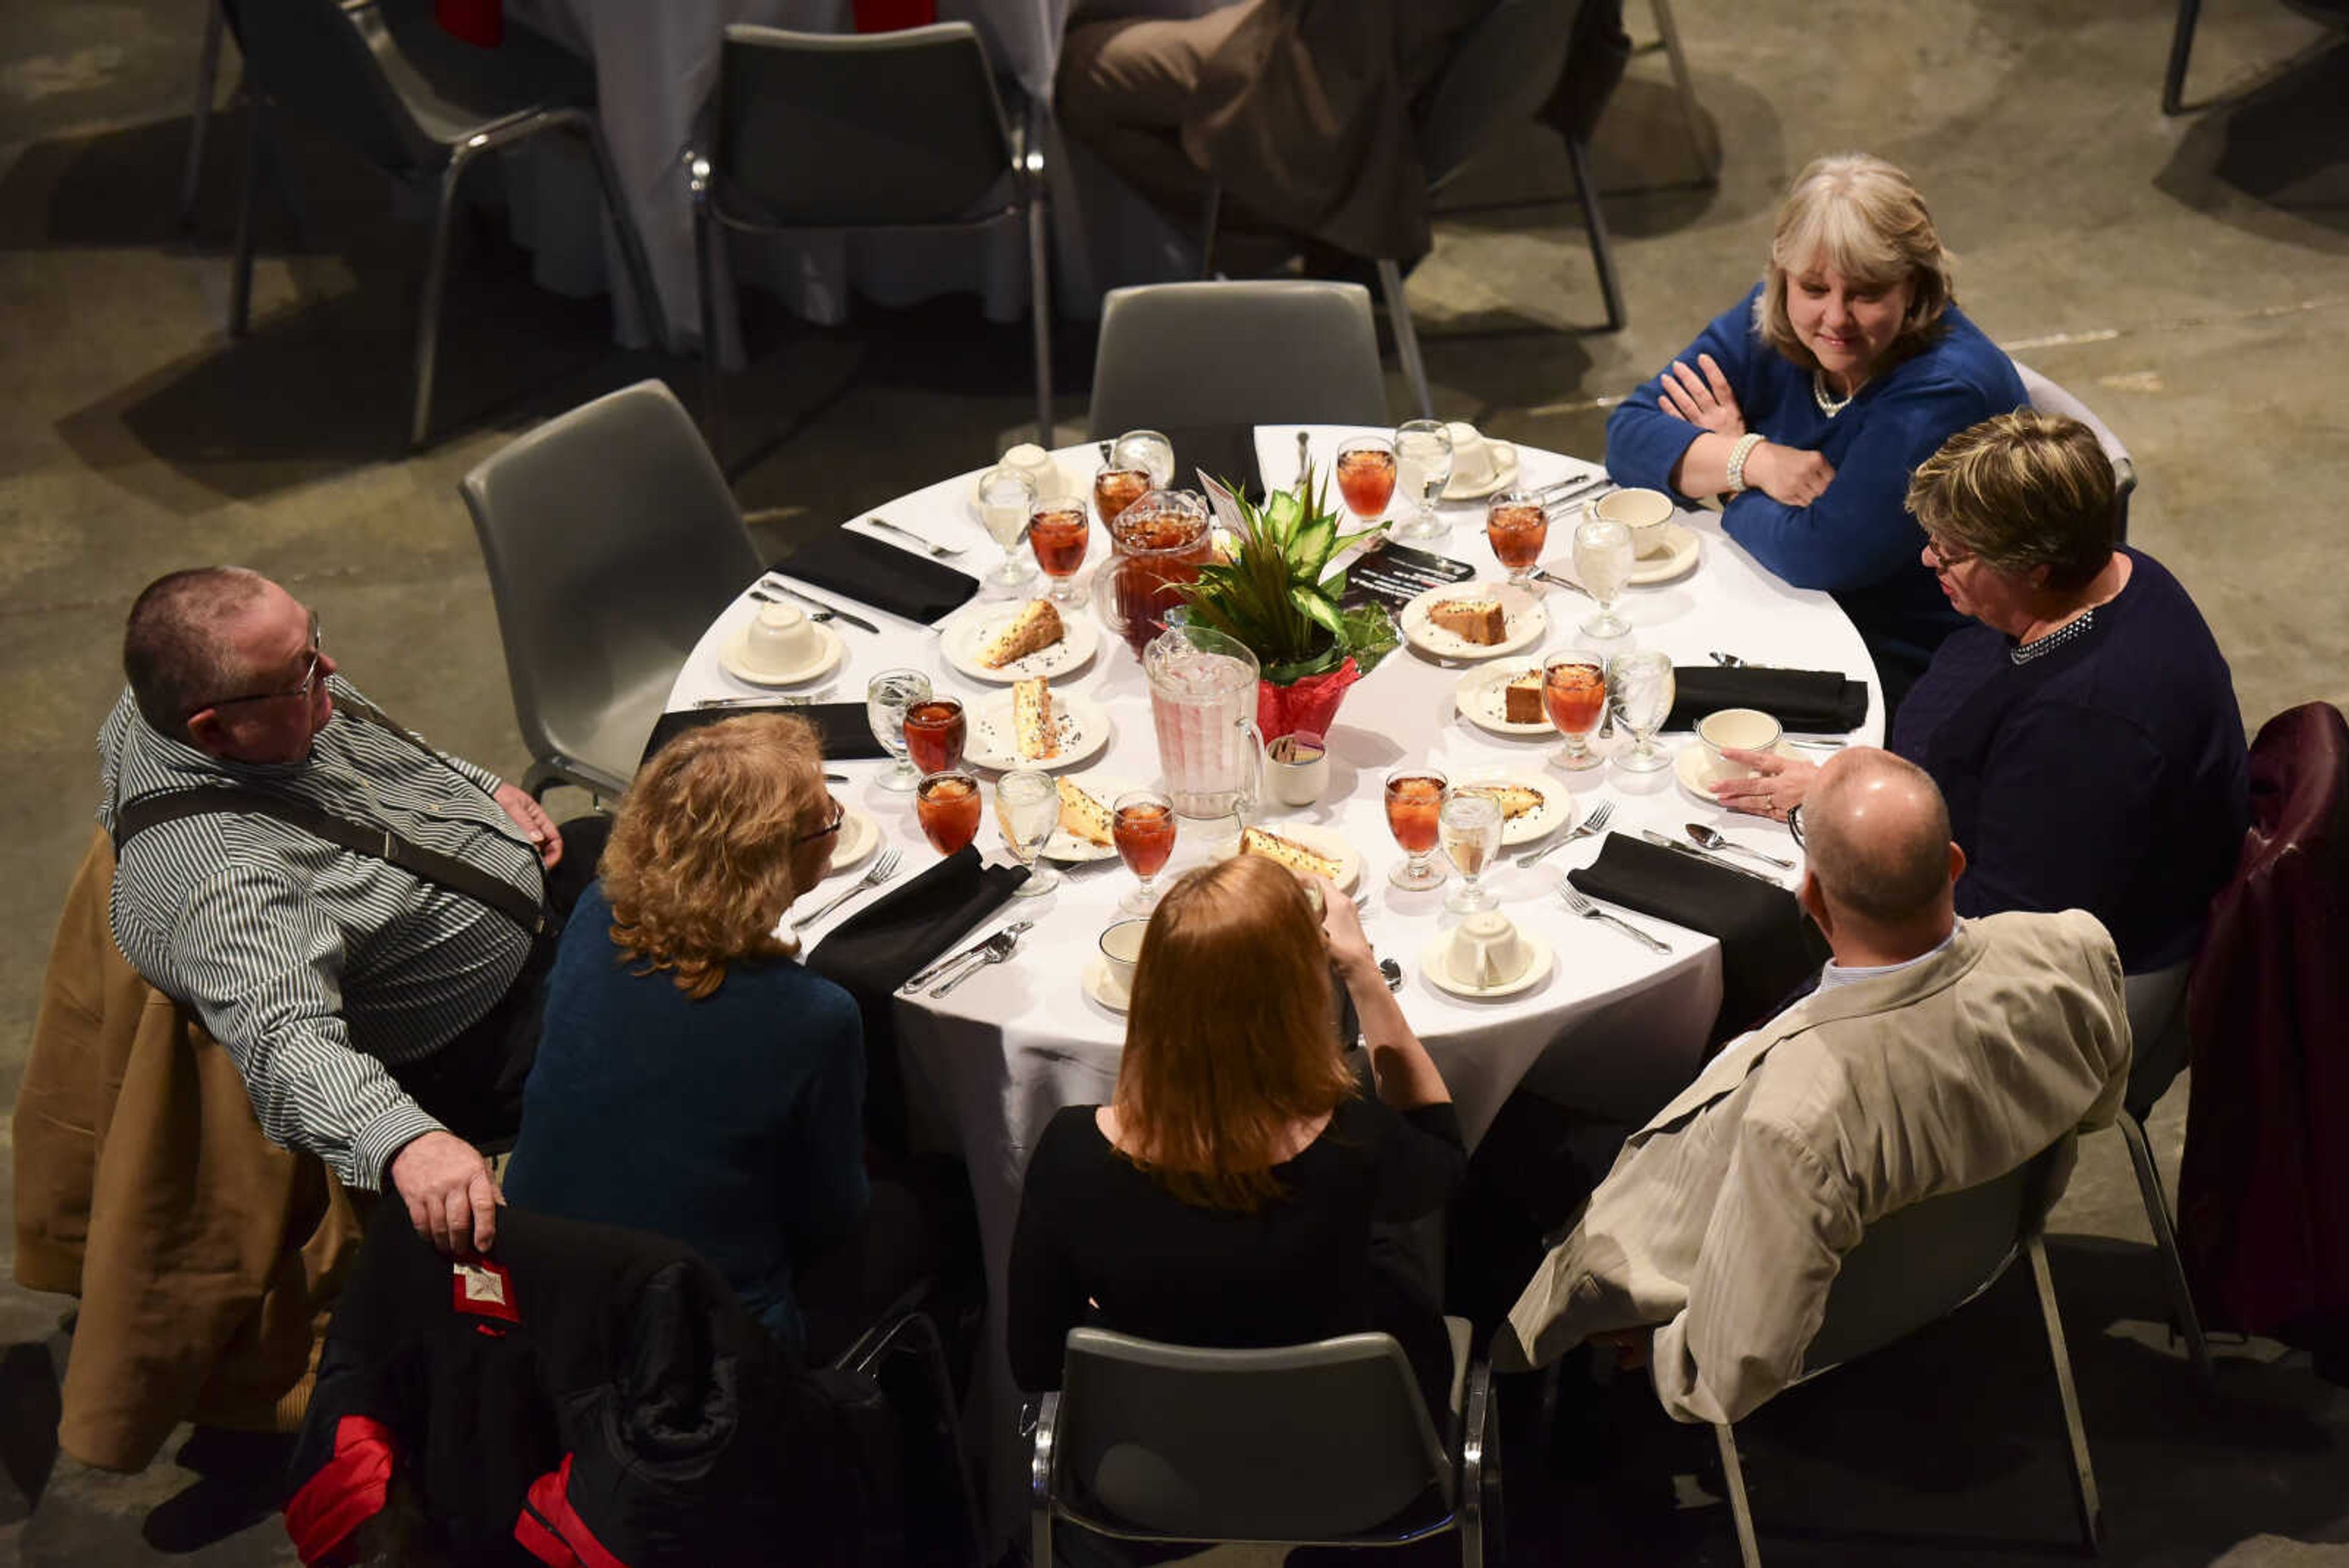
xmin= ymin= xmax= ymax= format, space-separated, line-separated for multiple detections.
xmin=1639 ymin=828 xmax=1780 ymax=883
xmin=758 ymin=577 xmax=881 ymax=634
xmin=931 ymin=926 xmax=1026 ymax=997
xmin=903 ymin=920 xmax=1033 ymax=993
xmin=694 ymin=693 xmax=822 ymax=710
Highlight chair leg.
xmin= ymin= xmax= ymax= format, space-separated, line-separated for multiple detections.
xmin=2163 ymin=0 xmax=2202 ymax=114
xmin=1460 ymin=1363 xmax=1494 ymax=1568
xmin=2116 ymin=1109 xmax=2215 ymax=1382
xmin=228 ymin=93 xmax=267 ymax=336
xmin=1377 ymin=258 xmax=1434 ymax=420
xmin=1198 ymin=184 xmax=1222 ymax=280
xmin=179 ymin=0 xmax=228 ymax=227
xmin=1027 ymin=189 xmax=1055 ymax=445
xmin=693 ymin=198 xmax=725 ymax=463
xmin=410 ymin=158 xmax=469 ymax=451
xmin=1030 ymin=1392 xmax=1061 ymax=1568
xmin=1714 ymin=1423 xmax=1762 ymax=1568
xmin=2027 ymin=1235 xmax=2104 ymax=1552
xmin=1565 ymin=136 xmax=1627 ymax=333
xmin=1646 ymin=0 xmax=1716 ymax=182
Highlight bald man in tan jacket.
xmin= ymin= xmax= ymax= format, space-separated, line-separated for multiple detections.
xmin=1495 ymin=750 xmax=2131 ymax=1425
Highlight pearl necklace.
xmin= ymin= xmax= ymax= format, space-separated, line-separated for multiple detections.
xmin=1811 ymin=371 xmax=1854 ymax=418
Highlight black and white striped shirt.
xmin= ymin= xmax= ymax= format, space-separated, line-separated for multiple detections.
xmin=98 ymin=678 xmax=544 ymax=1190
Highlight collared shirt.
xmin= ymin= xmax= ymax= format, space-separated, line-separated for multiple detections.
xmin=98 ymin=677 xmax=543 ymax=1189
xmin=1815 ymin=923 xmax=1961 ymax=994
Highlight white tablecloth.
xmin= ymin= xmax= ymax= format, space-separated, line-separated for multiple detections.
xmin=500 ymin=0 xmax=1231 ymax=351
xmin=664 ymin=425 xmax=1885 ymax=1539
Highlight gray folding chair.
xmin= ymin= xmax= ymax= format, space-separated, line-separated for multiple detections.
xmin=1032 ymin=1324 xmax=1494 ymax=1566
xmin=2016 ymin=361 xmax=2139 ymax=542
xmin=180 ymin=0 xmax=232 ymax=225
xmin=2117 ymin=961 xmax=2217 ymax=1380
xmin=688 ymin=22 xmax=1052 ymax=460
xmin=224 ymin=0 xmax=660 ymax=449
xmin=1711 ymin=1143 xmax=2101 ymax=1568
xmin=1088 ymin=280 xmax=1388 ymax=439
xmin=459 ymin=381 xmax=763 ymax=800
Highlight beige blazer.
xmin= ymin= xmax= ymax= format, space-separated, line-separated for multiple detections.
xmin=1496 ymin=910 xmax=2130 ymax=1425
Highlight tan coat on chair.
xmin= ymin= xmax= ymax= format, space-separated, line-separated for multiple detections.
xmin=13 ymin=830 xmax=365 ymax=1471
xmin=1496 ymin=910 xmax=2131 ymax=1425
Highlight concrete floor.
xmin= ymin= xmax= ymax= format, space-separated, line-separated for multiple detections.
xmin=2 ymin=0 xmax=2345 ymax=1563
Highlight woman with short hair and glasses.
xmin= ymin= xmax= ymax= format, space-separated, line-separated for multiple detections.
xmin=1711 ymin=409 xmax=2250 ymax=976
xmin=505 ymin=713 xmax=924 ymax=1359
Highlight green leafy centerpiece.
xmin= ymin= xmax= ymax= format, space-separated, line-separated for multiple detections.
xmin=1185 ymin=464 xmax=1397 ymax=741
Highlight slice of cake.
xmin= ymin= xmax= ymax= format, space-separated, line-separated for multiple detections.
xmin=978 ymin=598 xmax=1066 ymax=669
xmin=1429 ymin=596 xmax=1507 ymax=645
xmin=1456 ymin=783 xmax=1546 ymax=821
xmin=1501 ymin=669 xmax=1544 ymax=723
xmin=1012 ymin=676 xmax=1058 ymax=761
xmin=1053 ymin=778 xmax=1113 ymax=847
xmin=1240 ymin=826 xmax=1343 ymax=882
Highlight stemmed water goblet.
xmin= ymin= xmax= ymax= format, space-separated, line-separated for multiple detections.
xmin=1112 ymin=787 xmax=1178 ymax=913
xmin=976 ymin=466 xmax=1041 ymax=590
xmin=1543 ymin=652 xmax=1608 ymax=773
xmin=1611 ymin=650 xmax=1676 ymax=773
xmin=1572 ymin=515 xmax=1636 ymax=639
xmin=1382 ymin=765 xmax=1450 ymax=890
xmin=1391 ymin=420 xmax=1454 ymax=543
xmin=995 ymin=768 xmax=1063 ymax=896
xmin=866 ymin=667 xmax=933 ymax=793
xmin=1439 ymin=793 xmax=1504 ymax=914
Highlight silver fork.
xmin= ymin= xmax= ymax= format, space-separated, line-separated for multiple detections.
xmin=800 ymin=846 xmax=901 ymax=925
xmin=748 ymin=588 xmax=836 ymax=620
xmin=1516 ymin=800 xmax=1613 ymax=869
xmin=1562 ymin=888 xmax=1672 ymax=953
xmin=864 ymin=516 xmax=964 ymax=559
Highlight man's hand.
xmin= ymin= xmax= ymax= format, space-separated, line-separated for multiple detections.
xmin=1743 ymin=442 xmax=1836 ymax=507
xmin=1707 ymin=749 xmax=1819 ymax=822
xmin=389 ymin=1130 xmax=502 ymax=1255
xmin=492 ymin=782 xmax=563 ymax=868
xmin=1658 ymin=353 xmax=1746 ymax=439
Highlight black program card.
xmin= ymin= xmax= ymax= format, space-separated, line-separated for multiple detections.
xmin=1341 ymin=540 xmax=1477 ymax=612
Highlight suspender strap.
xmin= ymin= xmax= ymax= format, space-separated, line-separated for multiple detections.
xmin=112 ymin=786 xmax=557 ymax=940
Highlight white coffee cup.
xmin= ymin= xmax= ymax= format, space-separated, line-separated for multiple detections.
xmin=1449 ymin=909 xmax=1528 ymax=989
xmin=1442 ymin=422 xmax=1516 ymax=496
xmin=1266 ymin=733 xmax=1330 ymax=807
xmin=1696 ymin=707 xmax=1784 ymax=778
xmin=1099 ymin=918 xmax=1149 ymax=998
xmin=1592 ymin=486 xmax=1677 ymax=556
xmin=741 ymin=603 xmax=819 ymax=674
xmin=1000 ymin=442 xmax=1064 ymax=503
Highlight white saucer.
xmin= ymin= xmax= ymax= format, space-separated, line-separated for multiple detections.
xmin=1082 ymin=955 xmax=1132 ymax=1014
xmin=1441 ymin=441 xmax=1521 ymax=501
xmin=1419 ymin=931 xmax=1555 ymax=1000
xmin=941 ymin=601 xmax=1099 ymax=684
xmin=1674 ymin=738 xmax=1808 ymax=809
xmin=1400 ymin=581 xmax=1547 ymax=661
xmin=820 ymin=806 xmax=877 ymax=877
xmin=1453 ymin=663 xmax=1555 ymax=738
xmin=1630 ymin=523 xmax=1701 ymax=584
xmin=1234 ymin=823 xmax=1363 ymax=894
xmin=1039 ymin=773 xmax=1135 ymax=863
xmin=1451 ymin=773 xmax=1576 ymax=847
xmin=965 ymin=689 xmax=1112 ymax=773
xmin=718 ymin=621 xmax=844 ymax=687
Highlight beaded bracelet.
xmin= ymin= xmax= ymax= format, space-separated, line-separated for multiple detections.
xmin=1724 ymin=433 xmax=1765 ymax=495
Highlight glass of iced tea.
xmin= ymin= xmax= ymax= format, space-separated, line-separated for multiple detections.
xmin=1382 ymin=765 xmax=1450 ymax=890
xmin=915 ymin=770 xmax=984 ymax=855
xmin=1334 ymin=435 xmax=1398 ymax=525
xmin=1543 ymin=653 xmax=1609 ymax=772
xmin=1485 ymin=490 xmax=1549 ymax=589
xmin=1029 ymin=502 xmax=1091 ymax=604
xmin=902 ymin=696 xmax=967 ymax=776
xmin=1112 ymin=787 xmax=1178 ymax=913
xmin=1093 ymin=465 xmax=1151 ymax=532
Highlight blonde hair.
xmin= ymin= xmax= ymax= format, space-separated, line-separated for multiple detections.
xmin=1112 ymin=856 xmax=1358 ymax=1212
xmin=599 ymin=713 xmax=829 ymax=998
xmin=1906 ymin=410 xmax=2117 ymax=594
xmin=1757 ymin=154 xmax=1955 ymax=375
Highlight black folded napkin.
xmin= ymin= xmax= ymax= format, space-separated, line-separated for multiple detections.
xmin=1569 ymin=834 xmax=1829 ymax=1044
xmin=807 ymin=845 xmax=1030 ymax=1155
xmin=1156 ymin=423 xmax=1267 ymax=503
xmin=640 ymin=703 xmax=889 ymax=768
xmin=773 ymin=526 xmax=979 ymax=625
xmin=1667 ymin=665 xmax=1870 ymax=735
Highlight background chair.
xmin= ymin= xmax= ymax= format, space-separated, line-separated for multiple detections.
xmin=689 ymin=21 xmax=1051 ymax=461
xmin=180 ymin=0 xmax=232 ymax=225
xmin=460 ymin=379 xmax=762 ymax=800
xmin=2116 ymin=962 xmax=2217 ymax=1380
xmin=224 ymin=0 xmax=660 ymax=449
xmin=832 ymin=1288 xmax=985 ymax=1567
xmin=1087 ymin=280 xmax=1389 ymax=439
xmin=1710 ymin=1143 xmax=2101 ymax=1568
xmin=2016 ymin=361 xmax=2139 ymax=541
xmin=1032 ymin=1325 xmax=1494 ymax=1566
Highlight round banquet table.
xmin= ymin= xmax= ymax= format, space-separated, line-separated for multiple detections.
xmin=663 ymin=424 xmax=1886 ymax=1536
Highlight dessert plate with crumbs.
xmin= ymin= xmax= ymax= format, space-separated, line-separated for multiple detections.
xmin=941 ymin=599 xmax=1097 ymax=683
xmin=1400 ymin=582 xmax=1545 ymax=661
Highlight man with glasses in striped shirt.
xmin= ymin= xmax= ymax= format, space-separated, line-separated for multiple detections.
xmin=98 ymin=568 xmax=596 ymax=1257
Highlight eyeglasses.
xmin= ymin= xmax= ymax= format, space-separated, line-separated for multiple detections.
xmin=202 ymin=612 xmax=325 ymax=714
xmin=1922 ymin=535 xmax=1976 ymax=572
xmin=795 ymin=798 xmax=846 ymax=845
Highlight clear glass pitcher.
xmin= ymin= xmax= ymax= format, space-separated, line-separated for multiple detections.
xmin=1143 ymin=619 xmax=1264 ymax=821
xmin=1093 ymin=489 xmax=1214 ymax=658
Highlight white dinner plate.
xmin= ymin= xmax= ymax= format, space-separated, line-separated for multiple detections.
xmin=941 ymin=600 xmax=1099 ymax=684
xmin=965 ymin=689 xmax=1111 ymax=773
xmin=1450 ymin=773 xmax=1576 ymax=847
xmin=1419 ymin=931 xmax=1556 ymax=1000
xmin=1233 ymin=823 xmax=1362 ymax=894
xmin=1035 ymin=773 xmax=1135 ymax=864
xmin=1081 ymin=954 xmax=1133 ymax=1014
xmin=716 ymin=621 xmax=844 ymax=687
xmin=1453 ymin=662 xmax=1554 ymax=738
xmin=1400 ymin=581 xmax=1547 ymax=661
xmin=818 ymin=806 xmax=877 ymax=878
xmin=1674 ymin=738 xmax=1809 ymax=809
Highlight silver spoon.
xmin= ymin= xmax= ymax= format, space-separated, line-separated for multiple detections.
xmin=1685 ymin=823 xmax=1797 ymax=870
